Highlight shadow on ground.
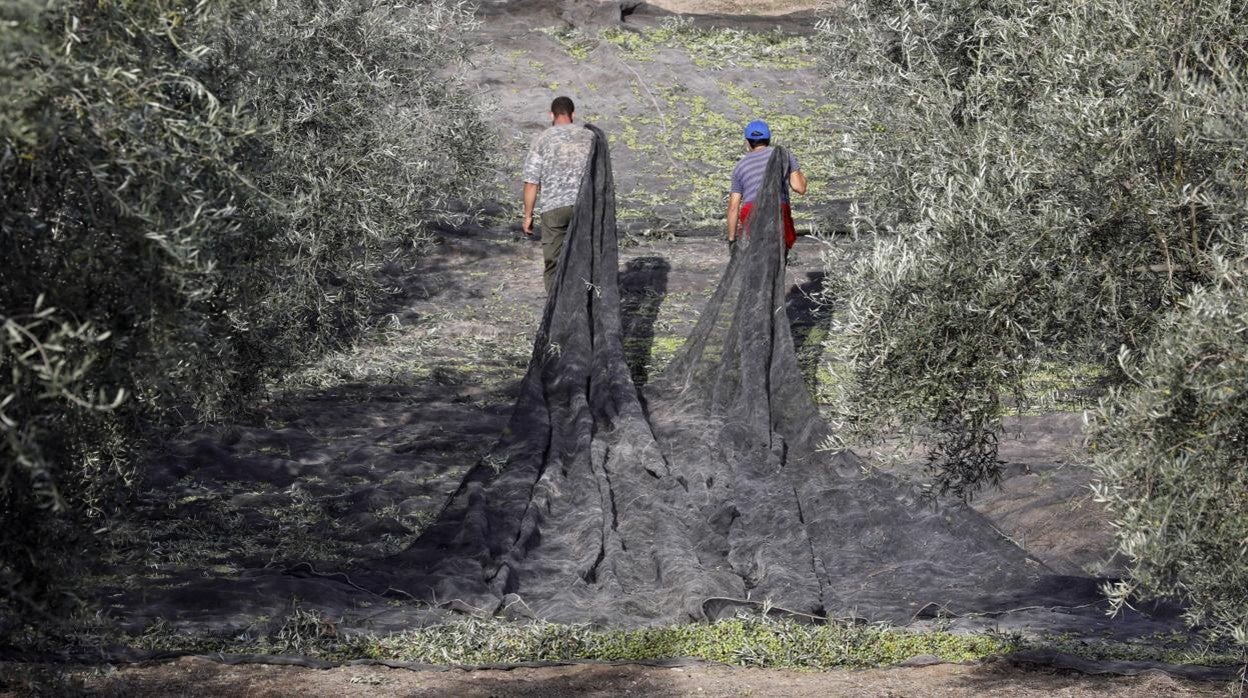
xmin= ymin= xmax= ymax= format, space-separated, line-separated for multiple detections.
xmin=786 ymin=269 xmax=832 ymax=392
xmin=620 ymin=255 xmax=671 ymax=386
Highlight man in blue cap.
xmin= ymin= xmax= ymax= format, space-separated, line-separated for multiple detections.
xmin=726 ymin=119 xmax=807 ymax=250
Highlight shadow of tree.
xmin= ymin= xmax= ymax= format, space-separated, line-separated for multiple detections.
xmin=619 ymin=256 xmax=671 ymax=388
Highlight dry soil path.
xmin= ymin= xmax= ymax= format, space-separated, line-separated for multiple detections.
xmin=6 ymin=655 xmax=1231 ymax=697
xmin=10 ymin=1 xmax=1240 ymax=695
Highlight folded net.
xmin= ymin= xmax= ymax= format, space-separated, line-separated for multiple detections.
xmin=365 ymin=128 xmax=1103 ymax=628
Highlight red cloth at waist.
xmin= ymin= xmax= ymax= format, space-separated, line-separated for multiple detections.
xmin=739 ymin=201 xmax=797 ymax=250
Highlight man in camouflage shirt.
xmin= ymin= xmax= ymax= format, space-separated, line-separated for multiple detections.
xmin=522 ymin=96 xmax=594 ymax=295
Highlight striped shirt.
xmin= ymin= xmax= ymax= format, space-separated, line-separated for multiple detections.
xmin=730 ymin=147 xmax=800 ymax=204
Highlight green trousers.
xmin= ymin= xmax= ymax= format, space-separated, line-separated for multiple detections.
xmin=540 ymin=205 xmax=573 ymax=295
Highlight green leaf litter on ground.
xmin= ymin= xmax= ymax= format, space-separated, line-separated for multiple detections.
xmin=599 ymin=18 xmax=816 ymax=70
xmin=26 ymin=613 xmax=1244 ymax=671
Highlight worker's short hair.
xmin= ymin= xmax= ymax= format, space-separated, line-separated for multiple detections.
xmin=551 ymin=96 xmax=575 ymax=117
xmin=747 ymin=137 xmax=770 ymax=148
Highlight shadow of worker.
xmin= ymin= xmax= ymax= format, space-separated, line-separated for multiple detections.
xmin=785 ymin=270 xmax=831 ymax=394
xmin=619 ymin=255 xmax=670 ymax=388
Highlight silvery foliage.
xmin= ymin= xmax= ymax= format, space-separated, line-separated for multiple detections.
xmin=1 ymin=0 xmax=492 ymax=623
xmin=818 ymin=0 xmax=1246 ymax=642
xmin=209 ymin=0 xmax=493 ymax=356
xmin=1092 ymin=274 xmax=1248 ymax=645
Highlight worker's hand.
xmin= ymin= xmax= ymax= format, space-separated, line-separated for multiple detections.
xmin=523 ymin=214 xmax=534 ymax=236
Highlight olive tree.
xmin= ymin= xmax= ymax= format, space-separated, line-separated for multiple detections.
xmin=819 ymin=0 xmax=1247 ymax=641
xmin=1 ymin=0 xmax=493 ymax=630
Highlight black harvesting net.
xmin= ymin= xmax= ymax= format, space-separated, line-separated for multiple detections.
xmin=361 ymin=126 xmax=1118 ymax=629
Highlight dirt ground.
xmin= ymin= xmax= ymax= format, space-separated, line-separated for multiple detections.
xmin=7 ymin=1 xmax=1239 ymax=695
xmin=4 ymin=656 xmax=1231 ymax=697
xmin=646 ymin=0 xmax=820 ymax=15
xmin=67 ymin=0 xmax=875 ymax=642
xmin=29 ymin=226 xmax=1217 ymax=696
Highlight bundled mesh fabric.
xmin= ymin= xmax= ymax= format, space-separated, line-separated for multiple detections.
xmin=368 ymin=124 xmax=714 ymax=623
xmin=365 ymin=131 xmax=1107 ymax=627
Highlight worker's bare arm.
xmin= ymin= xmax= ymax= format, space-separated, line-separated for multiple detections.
xmin=522 ymin=182 xmax=540 ymax=235
xmin=726 ymin=192 xmax=743 ymax=242
xmin=789 ymin=169 xmax=808 ymax=196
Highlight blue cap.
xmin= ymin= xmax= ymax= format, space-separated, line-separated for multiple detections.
xmin=744 ymin=120 xmax=771 ymax=140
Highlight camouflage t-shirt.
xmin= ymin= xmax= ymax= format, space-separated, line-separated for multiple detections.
xmin=522 ymin=123 xmax=594 ymax=214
